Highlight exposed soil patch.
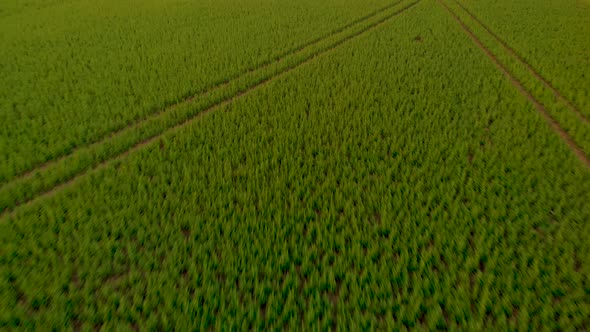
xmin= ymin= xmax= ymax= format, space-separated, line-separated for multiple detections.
xmin=478 ymin=259 xmax=486 ymax=272
xmin=72 ymin=271 xmax=81 ymax=289
xmin=181 ymin=227 xmax=190 ymax=239
xmin=216 ymin=272 xmax=226 ymax=283
xmin=441 ymin=304 xmax=450 ymax=326
xmin=510 ymin=306 xmax=520 ymax=324
xmin=72 ymin=318 xmax=82 ymax=332
xmin=418 ymin=310 xmax=427 ymax=325
xmin=467 ymin=150 xmax=474 ymax=163
xmin=373 ymin=212 xmax=382 ymax=224
xmin=468 ymin=230 xmax=475 ymax=251
xmin=574 ymin=251 xmax=582 ymax=272
xmin=260 ymin=302 xmax=267 ymax=320
xmin=103 ymin=271 xmax=127 ymax=288
xmin=314 ymin=208 xmax=321 ymax=218
xmin=181 ymin=267 xmax=189 ymax=280
xmin=426 ymin=237 xmax=435 ymax=250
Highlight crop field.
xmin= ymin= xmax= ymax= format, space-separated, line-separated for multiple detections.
xmin=1 ymin=0 xmax=589 ymax=330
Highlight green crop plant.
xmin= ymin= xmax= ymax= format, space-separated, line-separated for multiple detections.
xmin=1 ymin=0 xmax=589 ymax=330
xmin=0 ymin=0 xmax=418 ymax=215
xmin=456 ymin=0 xmax=590 ymax=115
xmin=0 ymin=0 xmax=395 ymax=183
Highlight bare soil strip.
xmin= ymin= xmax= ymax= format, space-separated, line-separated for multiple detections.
xmin=438 ymin=0 xmax=590 ymax=169
xmin=0 ymin=1 xmax=421 ymax=219
xmin=4 ymin=0 xmax=407 ymax=186
xmin=453 ymin=0 xmax=590 ymax=125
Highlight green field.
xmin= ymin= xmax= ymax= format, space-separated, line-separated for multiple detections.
xmin=1 ymin=0 xmax=589 ymax=330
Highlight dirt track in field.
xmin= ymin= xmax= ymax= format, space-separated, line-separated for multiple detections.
xmin=453 ymin=0 xmax=590 ymax=126
xmin=438 ymin=0 xmax=590 ymax=169
xmin=0 ymin=0 xmax=421 ymax=219
xmin=3 ymin=0 xmax=408 ymax=187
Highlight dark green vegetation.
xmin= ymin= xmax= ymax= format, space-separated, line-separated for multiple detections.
xmin=458 ymin=0 xmax=590 ymax=113
xmin=1 ymin=0 xmax=589 ymax=330
xmin=0 ymin=0 xmax=418 ymax=217
xmin=0 ymin=0 xmax=394 ymax=182
xmin=443 ymin=0 xmax=590 ymax=166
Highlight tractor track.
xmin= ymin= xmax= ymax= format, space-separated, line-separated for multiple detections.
xmin=0 ymin=0 xmax=421 ymax=219
xmin=3 ymin=0 xmax=408 ymax=186
xmin=453 ymin=0 xmax=590 ymax=125
xmin=438 ymin=0 xmax=590 ymax=169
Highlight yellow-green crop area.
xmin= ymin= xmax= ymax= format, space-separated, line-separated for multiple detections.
xmin=1 ymin=0 xmax=589 ymax=330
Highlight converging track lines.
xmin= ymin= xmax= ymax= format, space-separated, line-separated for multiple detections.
xmin=4 ymin=0 xmax=408 ymax=186
xmin=0 ymin=0 xmax=421 ymax=219
xmin=453 ymin=0 xmax=590 ymax=125
xmin=438 ymin=0 xmax=590 ymax=169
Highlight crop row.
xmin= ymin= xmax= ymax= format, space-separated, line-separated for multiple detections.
xmin=0 ymin=0 xmax=419 ymax=215
xmin=1 ymin=1 xmax=589 ymax=329
xmin=453 ymin=0 xmax=589 ymax=124
xmin=0 ymin=0 xmax=395 ymax=183
xmin=455 ymin=0 xmax=590 ymax=114
xmin=438 ymin=0 xmax=590 ymax=168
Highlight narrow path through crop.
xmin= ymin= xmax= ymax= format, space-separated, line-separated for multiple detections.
xmin=5 ymin=0 xmax=407 ymax=186
xmin=453 ymin=0 xmax=590 ymax=125
xmin=0 ymin=0 xmax=421 ymax=219
xmin=438 ymin=0 xmax=590 ymax=169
